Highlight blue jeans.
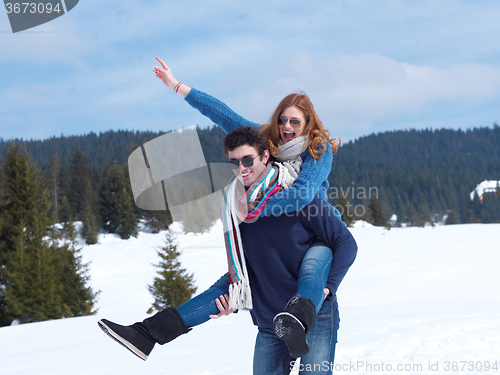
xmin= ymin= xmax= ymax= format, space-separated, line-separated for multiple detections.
xmin=176 ymin=273 xmax=230 ymax=328
xmin=296 ymin=239 xmax=333 ymax=314
xmin=253 ymin=298 xmax=340 ymax=375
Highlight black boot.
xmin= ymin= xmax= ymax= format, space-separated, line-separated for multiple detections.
xmin=273 ymin=295 xmax=316 ymax=358
xmin=98 ymin=305 xmax=190 ymax=361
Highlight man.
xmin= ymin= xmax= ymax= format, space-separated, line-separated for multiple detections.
xmin=221 ymin=127 xmax=357 ymax=374
xmin=99 ymin=126 xmax=357 ymax=374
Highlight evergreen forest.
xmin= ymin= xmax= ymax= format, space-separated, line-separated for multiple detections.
xmin=0 ymin=125 xmax=498 ymax=230
xmin=1 ymin=125 xmax=499 ymax=325
xmin=329 ymin=125 xmax=500 ymax=225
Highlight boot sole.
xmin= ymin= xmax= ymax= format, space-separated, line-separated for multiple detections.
xmin=273 ymin=312 xmax=309 ymax=358
xmin=98 ymin=319 xmax=149 ymax=361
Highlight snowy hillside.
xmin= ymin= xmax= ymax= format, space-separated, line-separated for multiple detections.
xmin=1 ymin=222 xmax=499 ymax=375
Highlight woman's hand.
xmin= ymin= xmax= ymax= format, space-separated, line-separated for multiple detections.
xmin=209 ymin=294 xmax=234 ymax=319
xmin=153 ymin=57 xmax=191 ymax=97
xmin=153 ymin=57 xmax=179 ymax=90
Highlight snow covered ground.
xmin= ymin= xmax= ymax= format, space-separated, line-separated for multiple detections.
xmin=1 ymin=221 xmax=499 ymax=375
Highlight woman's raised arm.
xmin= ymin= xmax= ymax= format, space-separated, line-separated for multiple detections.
xmin=153 ymin=57 xmax=258 ymax=133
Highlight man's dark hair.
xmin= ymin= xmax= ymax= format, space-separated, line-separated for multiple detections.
xmin=223 ymin=126 xmax=269 ymax=157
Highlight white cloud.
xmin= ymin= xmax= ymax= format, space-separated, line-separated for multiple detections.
xmin=327 ymin=55 xmax=500 ymax=113
xmin=232 ymin=54 xmax=500 ymax=140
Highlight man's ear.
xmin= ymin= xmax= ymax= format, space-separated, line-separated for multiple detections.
xmin=262 ymin=150 xmax=270 ymax=164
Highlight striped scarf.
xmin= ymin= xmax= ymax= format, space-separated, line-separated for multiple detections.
xmin=222 ymin=163 xmax=282 ymax=310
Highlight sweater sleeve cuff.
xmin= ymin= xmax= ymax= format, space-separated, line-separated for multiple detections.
xmin=184 ymin=87 xmax=200 ymax=104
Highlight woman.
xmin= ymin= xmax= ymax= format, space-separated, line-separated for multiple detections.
xmin=153 ymin=57 xmax=342 ymax=332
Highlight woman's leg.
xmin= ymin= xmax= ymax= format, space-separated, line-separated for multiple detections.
xmin=177 ymin=272 xmax=230 ymax=327
xmin=296 ymin=239 xmax=333 ymax=314
xmin=98 ymin=273 xmax=230 ymax=360
xmin=273 ymin=239 xmax=332 ymax=359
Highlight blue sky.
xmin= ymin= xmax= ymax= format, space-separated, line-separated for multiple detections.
xmin=1 ymin=0 xmax=500 ymax=143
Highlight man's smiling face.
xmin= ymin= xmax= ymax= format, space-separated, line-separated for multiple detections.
xmin=227 ymin=144 xmax=269 ymax=186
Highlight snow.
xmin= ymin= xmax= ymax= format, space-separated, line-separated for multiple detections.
xmin=1 ymin=221 xmax=499 ymax=374
xmin=470 ymin=180 xmax=500 ymax=200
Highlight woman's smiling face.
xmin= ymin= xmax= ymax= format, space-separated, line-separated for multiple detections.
xmin=279 ymin=105 xmax=307 ymax=144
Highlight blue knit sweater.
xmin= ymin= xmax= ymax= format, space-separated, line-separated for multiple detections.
xmin=185 ymin=88 xmax=342 ymax=220
xmin=240 ymin=193 xmax=357 ymax=329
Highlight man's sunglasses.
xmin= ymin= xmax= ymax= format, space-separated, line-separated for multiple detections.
xmin=228 ymin=153 xmax=262 ymax=169
xmin=278 ymin=116 xmax=302 ymax=128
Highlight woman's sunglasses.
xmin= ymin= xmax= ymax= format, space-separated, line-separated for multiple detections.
xmin=228 ymin=153 xmax=262 ymax=169
xmin=278 ymin=116 xmax=302 ymax=128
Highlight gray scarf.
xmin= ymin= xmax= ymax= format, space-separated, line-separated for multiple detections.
xmin=274 ymin=135 xmax=308 ymax=184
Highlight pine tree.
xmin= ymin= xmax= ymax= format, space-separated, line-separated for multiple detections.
xmin=50 ymin=226 xmax=99 ymax=317
xmin=88 ymin=166 xmax=101 ymax=220
xmin=115 ymin=187 xmax=137 ymax=239
xmin=68 ymin=149 xmax=88 ymax=220
xmin=0 ymin=143 xmax=61 ymax=323
xmin=148 ymin=230 xmax=197 ymax=310
xmin=464 ymin=209 xmax=476 ymax=223
xmin=0 ymin=143 xmax=97 ymax=325
xmin=43 ymin=155 xmax=60 ymax=223
xmin=100 ymin=161 xmax=137 ymax=239
xmin=369 ymin=194 xmax=389 ymax=227
xmin=57 ymin=165 xmax=70 ymax=203
xmin=479 ymin=192 xmax=500 ymax=223
xmin=98 ymin=161 xmax=112 ymax=226
xmin=445 ymin=210 xmax=459 ymax=225
xmin=334 ymin=193 xmax=355 ymax=226
xmin=80 ymin=182 xmax=99 ymax=245
xmin=143 ymin=210 xmax=172 ymax=233
xmin=470 ymin=191 xmax=482 ymax=221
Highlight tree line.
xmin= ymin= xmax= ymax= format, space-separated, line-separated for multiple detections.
xmin=1 ymin=124 xmax=499 ymax=234
xmin=329 ymin=125 xmax=500 ymax=226
xmin=1 ymin=125 xmax=498 ymax=325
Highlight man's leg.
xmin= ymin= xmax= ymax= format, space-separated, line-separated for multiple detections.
xmin=253 ymin=328 xmax=293 ymax=375
xmin=299 ymin=298 xmax=339 ymax=375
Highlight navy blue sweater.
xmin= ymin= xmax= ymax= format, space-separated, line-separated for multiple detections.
xmin=239 ymin=194 xmax=357 ymax=330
